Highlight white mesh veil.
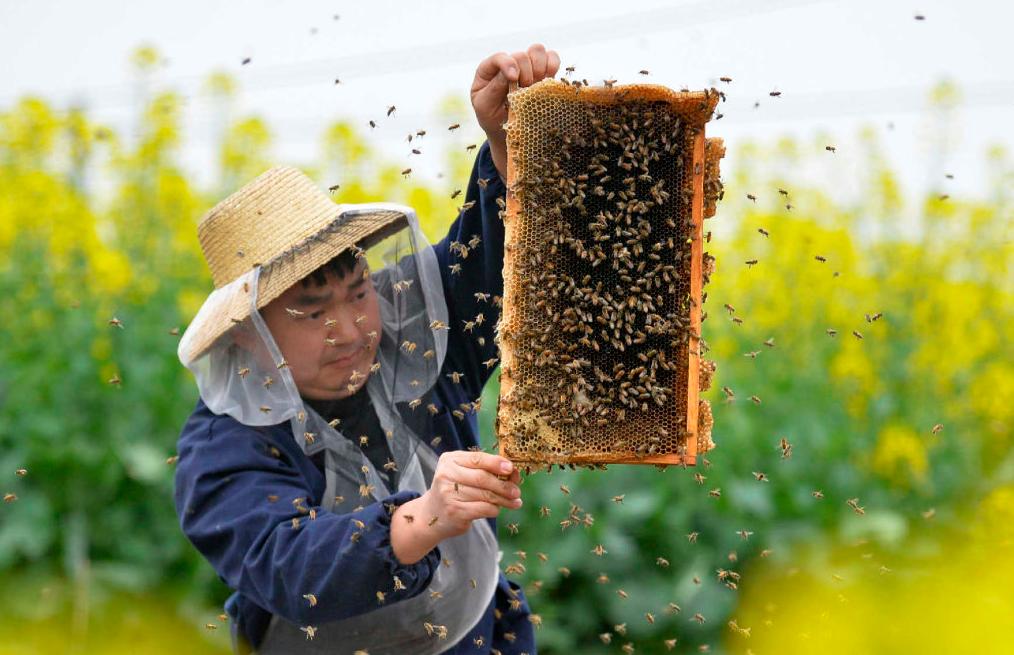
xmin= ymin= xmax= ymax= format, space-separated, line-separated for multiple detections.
xmin=179 ymin=203 xmax=499 ymax=654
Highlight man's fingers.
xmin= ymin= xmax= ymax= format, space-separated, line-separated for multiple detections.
xmin=474 ymin=52 xmax=518 ymax=85
xmin=451 ymin=481 xmax=521 ymax=508
xmin=454 ymin=464 xmax=521 ymax=499
xmin=528 ymin=43 xmax=548 ymax=80
xmin=455 ymin=450 xmax=513 ymax=476
xmin=511 ymin=51 xmax=534 ymax=87
xmin=545 ymin=50 xmax=561 ymax=78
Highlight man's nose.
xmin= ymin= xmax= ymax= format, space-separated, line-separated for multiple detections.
xmin=325 ymin=309 xmax=361 ymax=345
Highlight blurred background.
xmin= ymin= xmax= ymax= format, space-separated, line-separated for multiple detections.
xmin=0 ymin=0 xmax=1011 ymax=653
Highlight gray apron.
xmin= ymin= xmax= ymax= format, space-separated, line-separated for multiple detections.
xmin=255 ymin=376 xmax=501 ymax=654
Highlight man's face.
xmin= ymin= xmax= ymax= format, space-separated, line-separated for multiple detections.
xmin=260 ymin=259 xmax=382 ymax=400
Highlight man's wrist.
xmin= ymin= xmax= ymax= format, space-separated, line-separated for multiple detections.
xmin=390 ymin=495 xmax=441 ymax=565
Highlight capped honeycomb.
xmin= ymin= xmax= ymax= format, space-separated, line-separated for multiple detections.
xmin=495 ymin=79 xmax=724 ymax=468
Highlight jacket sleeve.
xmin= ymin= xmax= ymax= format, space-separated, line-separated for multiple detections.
xmin=434 ymin=140 xmax=507 ymax=401
xmin=174 ymin=412 xmax=441 ymax=626
xmin=492 ymin=574 xmax=537 ymax=653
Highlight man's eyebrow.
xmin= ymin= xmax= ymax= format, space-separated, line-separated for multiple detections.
xmin=293 ymin=289 xmax=333 ymax=306
xmin=347 ymin=277 xmax=367 ymax=291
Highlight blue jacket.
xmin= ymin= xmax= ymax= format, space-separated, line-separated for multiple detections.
xmin=174 ymin=142 xmax=536 ymax=654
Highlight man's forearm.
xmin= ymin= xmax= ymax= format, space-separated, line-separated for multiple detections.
xmin=390 ymin=495 xmax=443 ymax=565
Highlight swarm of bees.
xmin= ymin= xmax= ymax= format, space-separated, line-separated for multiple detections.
xmin=496 ymin=79 xmax=724 ymax=469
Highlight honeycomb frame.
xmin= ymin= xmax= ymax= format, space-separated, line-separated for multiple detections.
xmin=496 ymin=79 xmax=723 ymax=468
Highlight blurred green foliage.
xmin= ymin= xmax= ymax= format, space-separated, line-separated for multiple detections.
xmin=0 ymin=51 xmax=1011 ymax=653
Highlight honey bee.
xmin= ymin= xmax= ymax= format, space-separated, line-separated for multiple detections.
xmin=15 ymin=468 xmax=27 ymax=477
xmin=769 ymin=90 xmax=781 ymax=97
xmin=387 ymin=106 xmax=396 ymax=117
xmin=237 ymin=367 xmax=251 ymax=378
xmin=638 ymin=69 xmax=650 ymax=75
xmin=466 ymin=144 xmax=477 ymax=151
xmin=825 ymin=145 xmax=836 ymax=153
xmin=611 ymin=495 xmax=625 ymax=503
xmin=931 ymin=423 xmax=944 ymax=434
xmin=369 ymin=120 xmax=376 ymax=129
xmin=428 ymin=516 xmax=439 ymax=527
xmin=429 ymin=320 xmax=448 ymax=330
xmin=812 ymin=490 xmax=824 ymax=499
xmin=922 ymin=507 xmax=936 ymax=520
xmin=749 ymin=395 xmax=761 ymax=404
xmin=108 ymin=374 xmax=122 ymax=386
xmin=656 ymin=557 xmax=670 ymax=567
xmin=745 ymin=259 xmax=758 ymax=267
xmin=205 ymin=623 xmax=218 ymax=630
xmin=392 ymin=280 xmax=411 ymax=294
xmin=401 ymin=168 xmax=412 ymax=177
xmin=752 ymin=471 xmax=769 ymax=482
xmin=450 ymin=189 xmax=462 ymax=200
xmin=757 ymin=227 xmax=769 ymax=237
xmin=559 ymin=484 xmax=570 ymax=495
xmin=826 ymin=328 xmax=838 ymax=337
xmin=814 ymin=255 xmax=827 ymax=263
xmin=744 ymin=351 xmax=759 ymax=359
xmin=328 ymin=183 xmax=340 ymax=193
xmin=664 ymin=638 xmax=677 ymax=650
xmin=4 ymin=493 xmax=18 ymax=503
xmin=448 ymin=123 xmax=460 ymax=131
xmin=301 ymin=625 xmax=318 ymax=640
xmin=616 ymin=589 xmax=628 ymax=599
xmin=914 ymin=13 xmax=925 ymax=20
xmin=263 ymin=376 xmax=274 ymax=388
xmin=708 ymin=488 xmax=722 ymax=498
xmin=591 ymin=544 xmax=607 ymax=556
xmin=303 ymin=593 xmax=318 ymax=607
xmin=600 ymin=633 xmax=612 ymax=645
xmin=736 ymin=529 xmax=754 ymax=540
xmin=449 ymin=263 xmax=462 ymax=275
xmin=168 ymin=327 xmax=180 ymax=336
xmin=719 ymin=76 xmax=732 ymax=83
xmin=482 ymin=357 xmax=499 ymax=369
xmin=692 ymin=612 xmax=706 ymax=624
xmin=693 ymin=472 xmax=706 ymax=485
xmin=852 ymin=330 xmax=863 ymax=340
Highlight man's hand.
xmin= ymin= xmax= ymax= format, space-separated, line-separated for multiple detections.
xmin=391 ymin=451 xmax=522 ymax=564
xmin=471 ymin=44 xmax=561 ymax=181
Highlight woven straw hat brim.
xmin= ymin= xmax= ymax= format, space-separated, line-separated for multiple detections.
xmin=180 ymin=209 xmax=408 ymax=365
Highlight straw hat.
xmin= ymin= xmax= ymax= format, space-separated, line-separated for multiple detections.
xmin=180 ymin=166 xmax=408 ymax=364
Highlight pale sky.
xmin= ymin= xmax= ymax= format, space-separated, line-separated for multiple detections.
xmin=2 ymin=0 xmax=1012 ymax=207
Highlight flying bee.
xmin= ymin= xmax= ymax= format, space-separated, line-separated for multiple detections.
xmin=852 ymin=330 xmax=864 ymax=340
xmin=108 ymin=374 xmax=122 ymax=386
xmin=447 ymin=371 xmax=464 ymax=384
xmin=301 ymin=625 xmax=317 ymax=640
xmin=745 ymin=259 xmax=758 ymax=267
xmin=612 ymin=495 xmax=625 ymax=504
xmin=386 ymin=105 xmax=396 ymax=117
xmin=749 ymin=395 xmax=761 ymax=404
xmin=720 ymin=76 xmax=732 ymax=83
xmin=826 ymin=328 xmax=838 ymax=337
xmin=692 ymin=613 xmax=706 ymax=624
xmin=758 ymin=227 xmax=769 ymax=237
xmin=237 ymin=367 xmax=251 ymax=378
xmin=812 ymin=490 xmax=824 ymax=499
xmin=241 ymin=57 xmax=251 ymax=65
xmin=638 ymin=69 xmax=650 ymax=75
xmin=814 ymin=255 xmax=827 ymax=263
xmin=736 ymin=529 xmax=754 ymax=540
xmin=931 ymin=423 xmax=944 ymax=434
xmin=303 ymin=593 xmax=318 ymax=607
xmin=744 ymin=351 xmax=759 ymax=359
xmin=15 ymin=468 xmax=27 ymax=477
xmin=429 ymin=320 xmax=448 ymax=330
xmin=369 ymin=120 xmax=376 ymax=129
xmin=826 ymin=145 xmax=836 ymax=153
xmin=450 ymin=189 xmax=462 ymax=199
xmin=693 ymin=472 xmax=706 ymax=485
xmin=408 ymin=399 xmax=422 ymax=410
xmin=617 ymin=589 xmax=628 ymax=599
xmin=392 ymin=279 xmax=414 ymax=293
xmin=263 ymin=376 xmax=274 ymax=388
xmin=708 ymin=488 xmax=722 ymax=498
xmin=752 ymin=471 xmax=769 ymax=482
xmin=591 ymin=544 xmax=607 ymax=556
xmin=376 ymin=590 xmax=386 ymax=604
xmin=449 ymin=263 xmax=462 ymax=275
xmin=448 ymin=123 xmax=460 ymax=131
xmin=763 ymin=337 xmax=775 ymax=347
xmin=482 ymin=357 xmax=498 ymax=369
xmin=401 ymin=168 xmax=412 ymax=177
xmin=769 ymin=90 xmax=781 ymax=97
xmin=168 ymin=326 xmax=180 ymax=336
xmin=108 ymin=317 xmax=124 ymax=328
xmin=656 ymin=557 xmax=670 ymax=567
xmin=746 ymin=194 xmax=757 ymax=202
xmin=328 ymin=183 xmax=340 ymax=193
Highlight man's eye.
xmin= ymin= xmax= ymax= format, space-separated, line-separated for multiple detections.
xmin=355 ymin=292 xmax=367 ymax=301
xmin=309 ymin=310 xmax=325 ymax=320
